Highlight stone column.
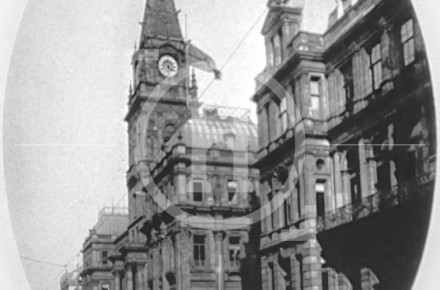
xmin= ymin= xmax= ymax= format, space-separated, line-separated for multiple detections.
xmin=340 ymin=152 xmax=351 ymax=206
xmin=177 ymin=228 xmax=190 ymax=290
xmin=126 ymin=264 xmax=134 ymax=290
xmin=143 ymin=262 xmax=149 ymax=290
xmin=175 ymin=164 xmax=187 ymax=203
xmin=301 ymin=237 xmax=322 ymax=290
xmin=359 ymin=139 xmax=369 ymax=199
xmin=114 ymin=271 xmax=121 ymax=290
xmin=214 ymin=231 xmax=225 ymax=290
xmin=303 ymin=154 xmax=316 ymax=229
xmin=136 ymin=263 xmax=145 ymax=290
xmin=259 ymin=108 xmax=269 ymax=150
xmin=273 ymin=256 xmax=282 ymax=290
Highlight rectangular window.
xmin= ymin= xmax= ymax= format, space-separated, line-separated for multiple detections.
xmin=267 ymin=41 xmax=274 ymax=67
xmin=229 ymin=237 xmax=241 ymax=268
xmin=341 ymin=60 xmax=353 ymax=109
xmin=296 ymin=181 xmax=302 ymax=219
xmin=270 ymin=263 xmax=276 ymax=290
xmin=102 ymin=251 xmax=108 ymax=265
xmin=193 ymin=181 xmax=203 ymax=202
xmin=227 ymin=180 xmax=238 ymax=204
xmin=269 ymin=193 xmax=276 ymax=230
xmin=401 ymin=19 xmax=415 ymax=65
xmin=210 ymin=149 xmax=220 ymax=159
xmin=280 ymin=97 xmax=289 ymax=132
xmin=297 ymin=255 xmax=304 ymax=290
xmin=283 ymin=194 xmax=292 ymax=226
xmin=316 ymin=181 xmax=326 ymax=217
xmin=369 ymin=43 xmax=383 ymax=91
xmin=322 ymin=270 xmax=330 ymax=290
xmin=274 ymin=34 xmax=282 ymax=66
xmin=310 ymin=77 xmax=321 ymax=118
xmin=348 ymin=149 xmax=361 ymax=204
xmin=193 ymin=235 xmax=206 ymax=267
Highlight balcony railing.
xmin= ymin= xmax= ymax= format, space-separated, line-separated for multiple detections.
xmin=317 ymin=178 xmax=434 ymax=232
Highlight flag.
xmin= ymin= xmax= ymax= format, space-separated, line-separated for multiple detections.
xmin=187 ymin=42 xmax=222 ymax=79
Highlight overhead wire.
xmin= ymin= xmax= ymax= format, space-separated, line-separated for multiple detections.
xmin=20 ymin=256 xmax=67 ymax=268
xmin=198 ymin=7 xmax=268 ymax=102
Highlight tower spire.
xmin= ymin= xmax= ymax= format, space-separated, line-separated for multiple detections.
xmin=140 ymin=0 xmax=184 ymax=45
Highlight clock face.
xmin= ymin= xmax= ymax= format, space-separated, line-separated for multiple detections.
xmin=158 ymin=55 xmax=179 ymax=78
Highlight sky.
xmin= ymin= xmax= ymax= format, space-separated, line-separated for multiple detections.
xmin=2 ymin=0 xmax=336 ymax=289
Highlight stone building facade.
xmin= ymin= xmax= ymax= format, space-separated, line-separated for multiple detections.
xmin=75 ymin=0 xmax=436 ymax=289
xmin=61 ymin=266 xmax=83 ymax=290
xmin=102 ymin=1 xmax=261 ymax=290
xmin=253 ymin=0 xmax=435 ymax=289
xmin=80 ymin=207 xmax=129 ymax=290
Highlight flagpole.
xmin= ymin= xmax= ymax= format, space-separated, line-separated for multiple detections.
xmin=185 ymin=14 xmax=190 ymax=107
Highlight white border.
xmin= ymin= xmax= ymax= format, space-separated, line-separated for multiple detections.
xmin=0 ymin=0 xmax=438 ymax=288
xmin=0 ymin=1 xmax=32 ymax=289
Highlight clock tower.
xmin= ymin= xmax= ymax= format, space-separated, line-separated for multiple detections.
xmin=125 ymin=0 xmax=196 ymax=223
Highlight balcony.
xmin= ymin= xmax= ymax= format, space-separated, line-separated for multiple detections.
xmin=317 ymin=175 xmax=435 ymax=232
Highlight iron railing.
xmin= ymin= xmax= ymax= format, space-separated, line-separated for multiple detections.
xmin=317 ymin=177 xmax=434 ymax=232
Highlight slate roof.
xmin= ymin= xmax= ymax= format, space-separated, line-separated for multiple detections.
xmin=141 ymin=0 xmax=183 ymax=41
xmin=93 ymin=208 xmax=129 ymax=236
xmin=167 ymin=112 xmax=258 ymax=152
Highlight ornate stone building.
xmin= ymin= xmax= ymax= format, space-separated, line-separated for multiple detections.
xmin=61 ymin=266 xmax=83 ymax=290
xmin=100 ymin=0 xmax=261 ymax=290
xmin=80 ymin=207 xmax=129 ymax=290
xmin=253 ymin=0 xmax=435 ymax=289
xmin=76 ymin=0 xmax=436 ymax=289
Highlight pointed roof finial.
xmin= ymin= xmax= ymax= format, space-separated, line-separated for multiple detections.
xmin=140 ymin=0 xmax=184 ymax=43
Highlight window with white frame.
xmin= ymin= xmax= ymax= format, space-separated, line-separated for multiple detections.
xmin=369 ymin=43 xmax=383 ymax=91
xmin=101 ymin=251 xmax=108 ymax=265
xmin=267 ymin=41 xmax=274 ymax=68
xmin=193 ymin=180 xmax=203 ymax=202
xmin=280 ymin=97 xmax=289 ymax=132
xmin=316 ymin=180 xmax=326 ymax=217
xmin=274 ymin=34 xmax=282 ymax=66
xmin=401 ymin=19 xmax=415 ymax=66
xmin=227 ymin=180 xmax=238 ymax=204
xmin=310 ymin=77 xmax=321 ymax=118
xmin=193 ymin=235 xmax=206 ymax=267
xmin=229 ymin=237 xmax=241 ymax=268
